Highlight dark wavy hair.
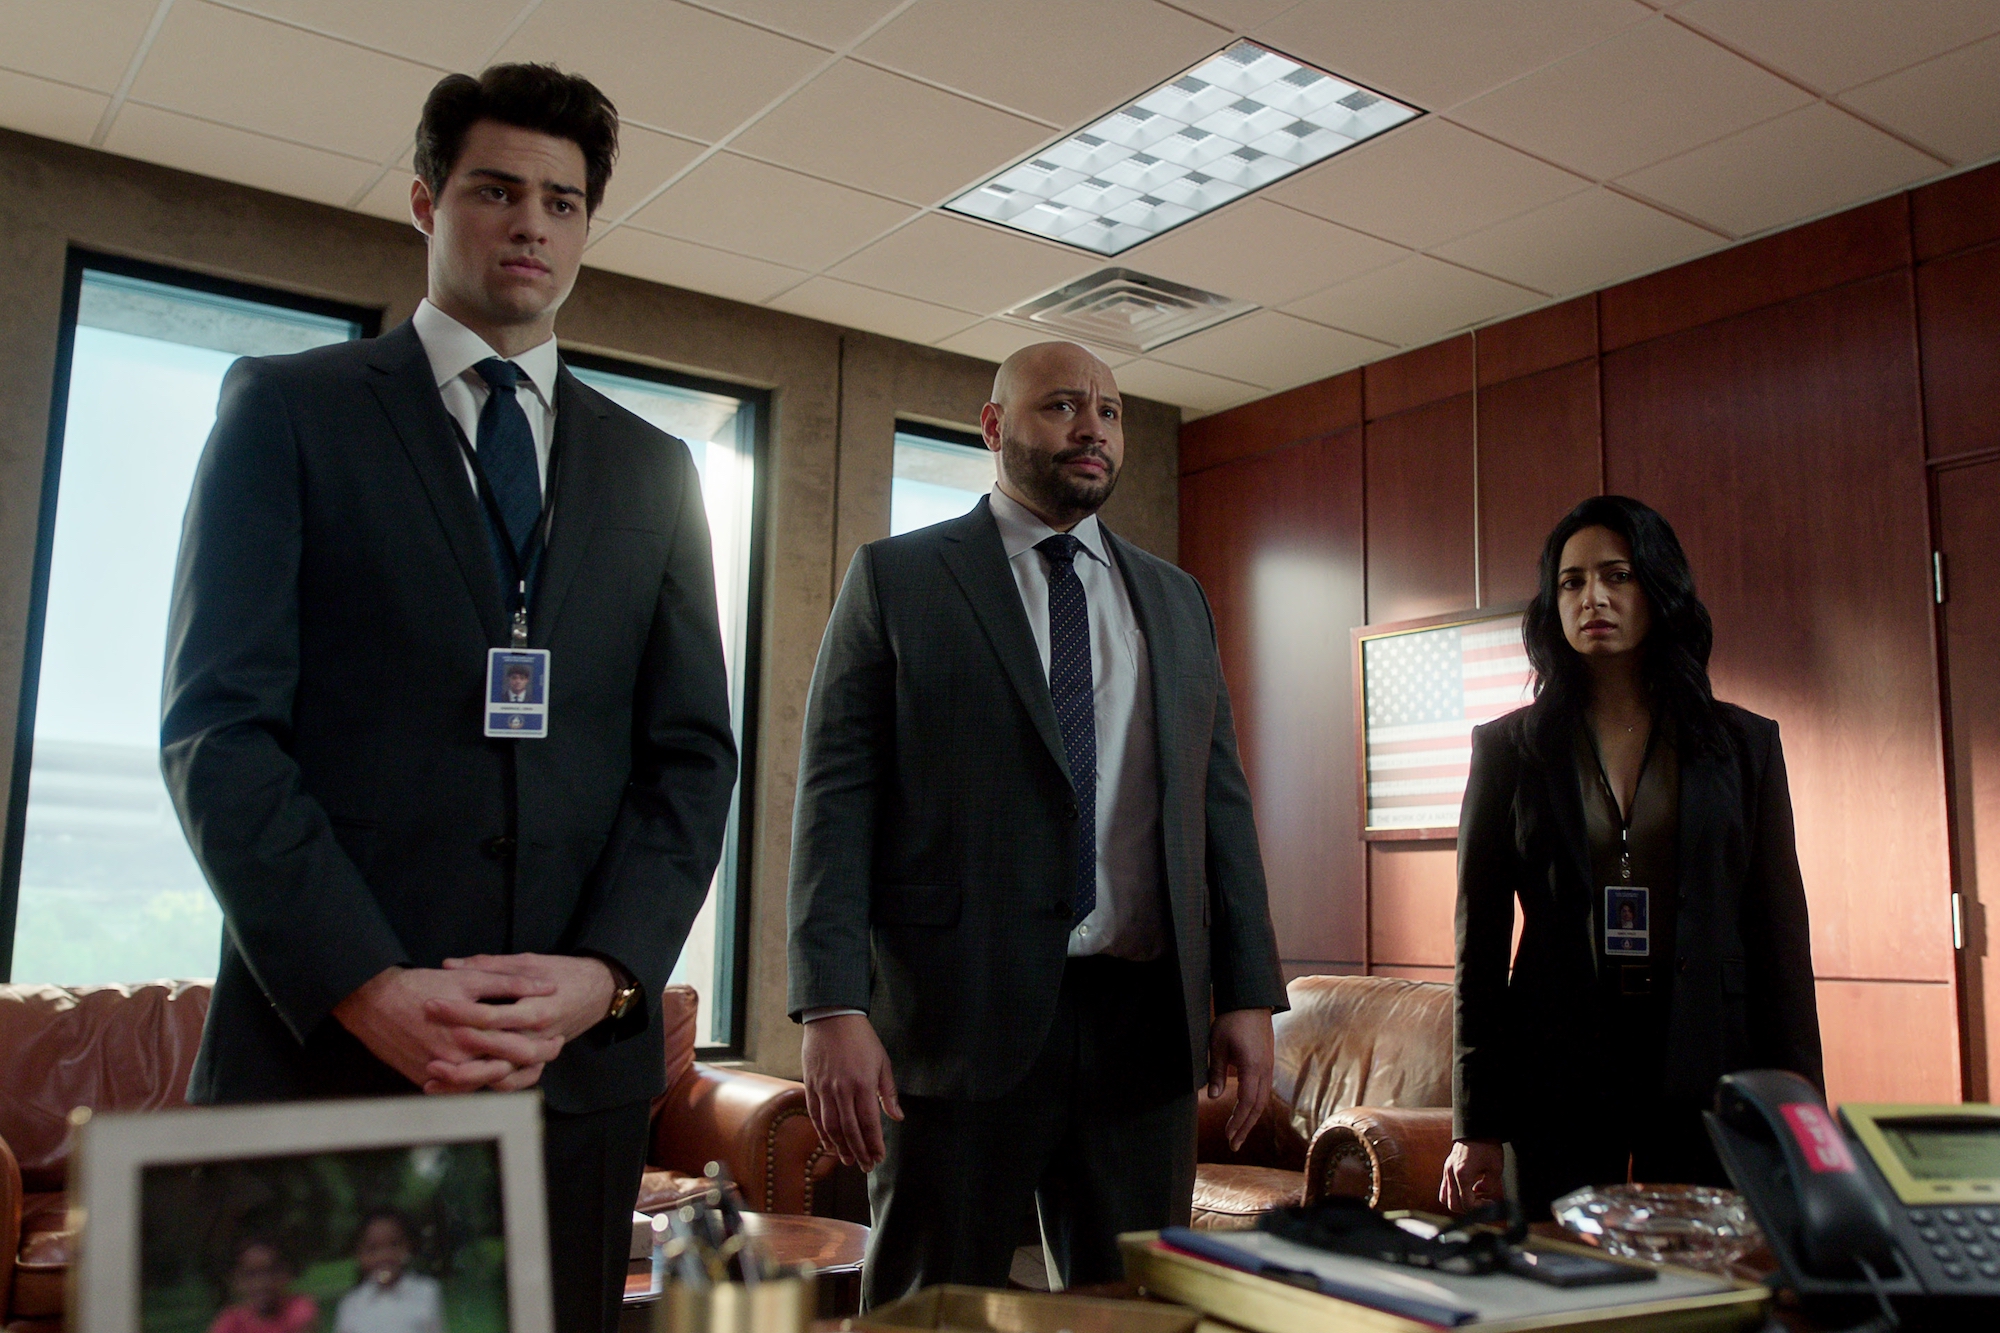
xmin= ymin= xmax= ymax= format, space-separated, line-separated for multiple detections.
xmin=1521 ymin=495 xmax=1728 ymax=758
xmin=414 ymin=63 xmax=620 ymax=214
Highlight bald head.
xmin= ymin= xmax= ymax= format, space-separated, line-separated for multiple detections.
xmin=980 ymin=340 xmax=1125 ymax=531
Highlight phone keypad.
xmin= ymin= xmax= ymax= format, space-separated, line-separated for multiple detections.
xmin=1907 ymin=1206 xmax=2000 ymax=1283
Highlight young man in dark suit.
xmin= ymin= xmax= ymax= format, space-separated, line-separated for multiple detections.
xmin=162 ymin=65 xmax=738 ymax=1333
xmin=788 ymin=342 xmax=1287 ymax=1304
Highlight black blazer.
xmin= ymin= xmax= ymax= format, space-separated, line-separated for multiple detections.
xmin=162 ymin=322 xmax=738 ymax=1113
xmin=1452 ymin=702 xmax=1821 ymax=1143
xmin=786 ymin=498 xmax=1286 ymax=1101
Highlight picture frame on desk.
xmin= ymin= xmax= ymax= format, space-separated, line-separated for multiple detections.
xmin=72 ymin=1090 xmax=551 ymax=1333
xmin=1353 ymin=603 xmax=1531 ymax=842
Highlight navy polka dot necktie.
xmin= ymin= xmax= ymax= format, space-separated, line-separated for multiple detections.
xmin=473 ymin=357 xmax=542 ymax=587
xmin=1038 ymin=533 xmax=1097 ymax=927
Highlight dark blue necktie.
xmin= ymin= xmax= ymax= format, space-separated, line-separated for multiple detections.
xmin=1039 ymin=534 xmax=1097 ymax=926
xmin=473 ymin=357 xmax=541 ymax=588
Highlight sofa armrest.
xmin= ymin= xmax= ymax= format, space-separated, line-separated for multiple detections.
xmin=0 ymin=1130 xmax=20 ymax=1319
xmin=1303 ymin=1107 xmax=1456 ymax=1214
xmin=647 ymin=1064 xmax=834 ymax=1216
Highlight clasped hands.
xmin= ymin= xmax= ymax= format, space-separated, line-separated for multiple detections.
xmin=801 ymin=1006 xmax=1275 ymax=1173
xmin=332 ymin=953 xmax=617 ymax=1094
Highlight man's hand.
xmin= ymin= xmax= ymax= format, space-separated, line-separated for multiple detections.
xmin=1441 ymin=1139 xmax=1506 ymax=1213
xmin=332 ymin=965 xmax=563 ymax=1094
xmin=423 ymin=953 xmax=620 ymax=1091
xmin=802 ymin=1014 xmax=902 ymax=1171
xmin=1208 ymin=1007 xmax=1275 ymax=1152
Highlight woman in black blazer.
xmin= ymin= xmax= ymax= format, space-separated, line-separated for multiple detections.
xmin=1439 ymin=496 xmax=1822 ymax=1218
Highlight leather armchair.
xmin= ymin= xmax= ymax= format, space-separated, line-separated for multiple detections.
xmin=1190 ymin=975 xmax=1457 ymax=1229
xmin=0 ymin=980 xmax=822 ymax=1333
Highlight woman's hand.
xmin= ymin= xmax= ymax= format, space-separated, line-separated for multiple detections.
xmin=1441 ymin=1138 xmax=1506 ymax=1213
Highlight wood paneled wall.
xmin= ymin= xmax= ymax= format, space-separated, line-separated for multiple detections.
xmin=1178 ymin=161 xmax=2000 ymax=1106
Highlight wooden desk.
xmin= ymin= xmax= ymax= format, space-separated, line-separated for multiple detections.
xmin=624 ymin=1212 xmax=869 ymax=1324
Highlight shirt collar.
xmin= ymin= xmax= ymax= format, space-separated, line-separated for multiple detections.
xmin=988 ymin=485 xmax=1108 ymax=567
xmin=412 ymin=298 xmax=560 ymax=410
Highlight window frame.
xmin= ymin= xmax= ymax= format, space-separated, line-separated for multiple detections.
xmin=562 ymin=348 xmax=771 ymax=1059
xmin=1 ymin=250 xmax=380 ymax=983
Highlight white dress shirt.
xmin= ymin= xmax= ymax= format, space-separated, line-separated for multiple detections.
xmin=410 ymin=299 xmax=558 ymax=492
xmin=334 ymin=1272 xmax=443 ymax=1333
xmin=988 ymin=485 xmax=1164 ymax=962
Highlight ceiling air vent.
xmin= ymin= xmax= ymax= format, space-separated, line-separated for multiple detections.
xmin=1003 ymin=268 xmax=1255 ymax=354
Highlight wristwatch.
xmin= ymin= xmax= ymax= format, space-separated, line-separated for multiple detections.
xmin=605 ymin=966 xmax=642 ymax=1023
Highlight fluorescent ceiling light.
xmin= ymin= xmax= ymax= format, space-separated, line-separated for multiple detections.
xmin=946 ymin=41 xmax=1420 ymax=256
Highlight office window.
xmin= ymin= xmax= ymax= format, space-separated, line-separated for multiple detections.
xmin=890 ymin=422 xmax=991 ymax=537
xmin=5 ymin=257 xmax=372 ymax=987
xmin=566 ymin=354 xmax=765 ymax=1050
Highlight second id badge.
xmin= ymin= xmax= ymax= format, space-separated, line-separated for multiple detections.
xmin=1604 ymin=885 xmax=1650 ymax=957
xmin=486 ymin=648 xmax=551 ymax=738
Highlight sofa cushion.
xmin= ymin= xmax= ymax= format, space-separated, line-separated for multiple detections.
xmin=1273 ymin=976 xmax=1452 ymax=1139
xmin=0 ymin=982 xmax=210 ymax=1193
xmin=1190 ymin=1165 xmax=1302 ymax=1231
xmin=13 ymin=1191 xmax=74 ymax=1319
xmin=660 ymin=984 xmax=698 ymax=1091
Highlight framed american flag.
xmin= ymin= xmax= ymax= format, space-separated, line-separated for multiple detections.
xmin=1353 ymin=604 xmax=1533 ymax=840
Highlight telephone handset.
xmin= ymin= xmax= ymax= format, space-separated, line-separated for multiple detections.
xmin=1705 ymin=1069 xmax=2000 ymax=1316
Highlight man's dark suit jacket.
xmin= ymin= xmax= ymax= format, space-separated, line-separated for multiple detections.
xmin=787 ymin=496 xmax=1287 ymax=1102
xmin=162 ymin=321 xmax=738 ymax=1113
xmin=1453 ymin=702 xmax=1822 ymax=1143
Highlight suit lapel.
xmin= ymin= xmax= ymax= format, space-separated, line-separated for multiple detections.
xmin=365 ymin=323 xmax=508 ymax=644
xmin=1543 ymin=726 xmax=1594 ymax=908
xmin=938 ymin=498 xmax=1073 ymax=786
xmin=528 ymin=365 xmax=605 ymax=648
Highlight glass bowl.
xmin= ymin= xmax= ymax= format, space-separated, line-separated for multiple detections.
xmin=1551 ymin=1183 xmax=1763 ymax=1274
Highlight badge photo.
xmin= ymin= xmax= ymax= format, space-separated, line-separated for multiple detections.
xmin=485 ymin=648 xmax=550 ymax=738
xmin=1605 ymin=885 xmax=1650 ymax=957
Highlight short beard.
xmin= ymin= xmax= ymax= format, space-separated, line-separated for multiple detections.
xmin=999 ymin=431 xmax=1119 ymax=524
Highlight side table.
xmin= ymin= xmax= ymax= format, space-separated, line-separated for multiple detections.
xmin=623 ymin=1212 xmax=869 ymax=1329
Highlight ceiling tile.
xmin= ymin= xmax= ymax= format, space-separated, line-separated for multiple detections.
xmin=0 ymin=68 xmax=109 ymax=146
xmin=129 ymin=3 xmax=445 ymax=160
xmin=933 ymin=319 xmax=1138 ymax=368
xmin=1253 ymin=0 xmax=1654 ymax=110
xmin=767 ymin=275 xmax=979 ymax=343
xmin=1122 ymin=199 xmax=1409 ymax=307
xmin=1150 ymin=310 xmax=1392 ymax=387
xmin=627 ymin=152 xmax=915 ymax=268
xmin=219 ymin=1 xmax=519 ymax=71
xmin=1433 ymin=186 xmax=1723 ymax=295
xmin=1110 ymin=358 xmax=1266 ymax=413
xmin=855 ymin=0 xmax=1223 ymax=126
xmin=1673 ymin=0 xmax=2000 ymax=93
xmin=584 ymin=226 xmax=809 ymax=304
xmin=498 ymin=0 xmax=827 ymax=141
xmin=731 ymin=59 xmax=1050 ymax=205
xmin=597 ymin=124 xmax=705 ymax=220
xmin=0 ymin=0 xmax=160 ymax=92
xmin=354 ymin=167 xmax=417 ymax=222
xmin=1267 ymin=117 xmax=1592 ymax=248
xmin=828 ymin=215 xmax=1097 ymax=314
xmin=1448 ymin=15 xmax=1813 ymax=178
xmin=1618 ymin=102 xmax=1943 ymax=238
xmin=103 ymin=102 xmax=380 ymax=207
xmin=684 ymin=0 xmax=906 ymax=47
xmin=1842 ymin=33 xmax=2000 ymax=166
xmin=1286 ymin=256 xmax=1543 ymax=345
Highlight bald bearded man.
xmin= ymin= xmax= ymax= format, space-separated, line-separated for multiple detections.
xmin=787 ymin=343 xmax=1285 ymax=1302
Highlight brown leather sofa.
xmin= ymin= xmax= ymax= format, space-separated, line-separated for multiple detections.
xmin=1190 ymin=974 xmax=1456 ymax=1229
xmin=0 ymin=980 xmax=826 ymax=1333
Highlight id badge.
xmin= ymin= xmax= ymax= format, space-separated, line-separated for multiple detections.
xmin=486 ymin=648 xmax=550 ymax=738
xmin=1604 ymin=885 xmax=1649 ymax=956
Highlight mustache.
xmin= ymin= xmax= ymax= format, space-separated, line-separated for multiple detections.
xmin=1053 ymin=444 xmax=1112 ymax=467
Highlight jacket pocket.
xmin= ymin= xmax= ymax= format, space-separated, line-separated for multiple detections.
xmin=1721 ymin=956 xmax=1749 ymax=996
xmin=872 ymin=882 xmax=961 ymax=927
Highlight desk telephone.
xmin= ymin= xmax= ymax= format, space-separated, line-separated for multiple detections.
xmin=1706 ymin=1069 xmax=2000 ymax=1318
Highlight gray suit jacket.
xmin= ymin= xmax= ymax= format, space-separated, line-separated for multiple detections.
xmin=787 ymin=496 xmax=1285 ymax=1101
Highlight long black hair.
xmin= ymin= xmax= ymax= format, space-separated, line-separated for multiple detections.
xmin=1521 ymin=495 xmax=1728 ymax=758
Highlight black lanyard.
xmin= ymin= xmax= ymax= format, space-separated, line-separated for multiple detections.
xmin=449 ymin=413 xmax=562 ymax=648
xmin=1586 ymin=719 xmax=1658 ymax=883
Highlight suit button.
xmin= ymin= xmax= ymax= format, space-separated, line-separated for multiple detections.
xmin=1064 ymin=801 xmax=1080 ymax=820
xmin=1676 ymin=958 xmax=1688 ymax=973
xmin=480 ymin=836 xmax=515 ymax=860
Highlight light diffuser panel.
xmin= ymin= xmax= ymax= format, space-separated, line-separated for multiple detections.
xmin=946 ymin=41 xmax=1419 ymax=256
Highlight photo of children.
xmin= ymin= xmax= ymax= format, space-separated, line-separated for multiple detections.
xmin=141 ymin=1141 xmax=505 ymax=1333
